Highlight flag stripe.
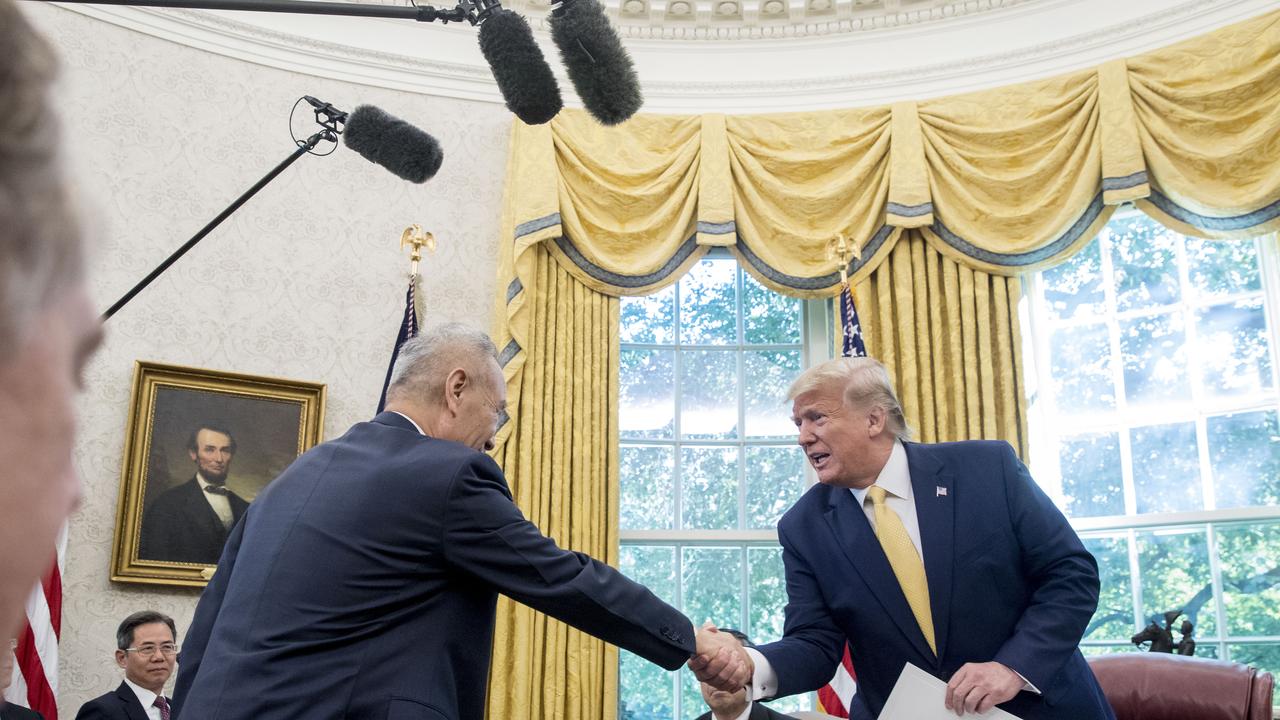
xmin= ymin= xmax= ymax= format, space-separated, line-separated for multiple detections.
xmin=17 ymin=620 xmax=56 ymax=717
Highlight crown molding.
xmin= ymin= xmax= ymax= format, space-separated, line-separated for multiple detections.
xmin=47 ymin=0 xmax=1280 ymax=113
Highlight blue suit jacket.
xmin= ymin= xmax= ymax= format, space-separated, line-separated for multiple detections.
xmin=756 ymin=441 xmax=1114 ymax=720
xmin=172 ymin=413 xmax=695 ymax=720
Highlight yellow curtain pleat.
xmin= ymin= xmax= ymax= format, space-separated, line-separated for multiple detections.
xmin=488 ymin=246 xmax=620 ymax=720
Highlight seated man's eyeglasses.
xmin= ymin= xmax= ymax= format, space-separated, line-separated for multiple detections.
xmin=125 ymin=643 xmax=179 ymax=656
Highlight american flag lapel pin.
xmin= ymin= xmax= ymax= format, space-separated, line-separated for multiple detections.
xmin=936 ymin=486 xmax=947 ymax=497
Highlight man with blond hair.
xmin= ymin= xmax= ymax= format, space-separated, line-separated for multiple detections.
xmin=0 ymin=0 xmax=102 ymax=640
xmin=721 ymin=357 xmax=1114 ymax=719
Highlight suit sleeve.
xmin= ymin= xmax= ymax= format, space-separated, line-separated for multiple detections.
xmin=170 ymin=513 xmax=246 ymax=719
xmin=71 ymin=700 xmax=108 ymax=720
xmin=753 ymin=522 xmax=845 ymax=699
xmin=441 ymin=455 xmax=695 ymax=670
xmin=992 ymin=443 xmax=1100 ymax=692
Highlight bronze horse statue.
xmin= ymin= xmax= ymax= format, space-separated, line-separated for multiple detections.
xmin=1131 ymin=609 xmax=1195 ymax=655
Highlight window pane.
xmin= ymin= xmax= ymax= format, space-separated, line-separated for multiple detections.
xmin=620 ymin=652 xmax=674 ymax=720
xmin=683 ymin=546 xmax=743 ymax=631
xmin=1050 ymin=323 xmax=1116 ymax=413
xmin=1059 ymin=433 xmax=1124 ymax=517
xmin=1108 ymin=216 xmax=1181 ymax=312
xmin=1187 ymin=237 xmax=1261 ymax=299
xmin=682 ymin=446 xmax=739 ymax=530
xmin=1079 ymin=644 xmax=1142 ymax=657
xmin=1227 ymin=643 xmax=1280 ymax=681
xmin=679 ymin=259 xmax=737 ymax=345
xmin=1043 ymin=237 xmax=1106 ymax=321
xmin=747 ymin=546 xmax=787 ymax=642
xmin=619 ymin=547 xmax=678 ymax=718
xmin=744 ymin=350 xmax=801 ymax=438
xmin=1120 ymin=312 xmax=1190 ymax=406
xmin=1207 ymin=410 xmax=1280 ymax=509
xmin=745 ymin=447 xmax=805 ymax=530
xmin=621 ymin=349 xmax=674 ymax=439
xmin=620 ymin=446 xmax=675 ymax=530
xmin=1130 ymin=422 xmax=1202 ymax=514
xmin=1136 ymin=527 xmax=1216 ymax=638
xmin=1197 ymin=298 xmax=1273 ymax=398
xmin=621 ymin=287 xmax=675 ymax=344
xmin=680 ymin=350 xmax=738 ymax=439
xmin=1217 ymin=522 xmax=1280 ymax=637
xmin=743 ymin=271 xmax=801 ymax=344
xmin=1081 ymin=535 xmax=1134 ymax=641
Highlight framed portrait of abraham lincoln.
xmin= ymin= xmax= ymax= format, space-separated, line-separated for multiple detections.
xmin=111 ymin=361 xmax=326 ymax=587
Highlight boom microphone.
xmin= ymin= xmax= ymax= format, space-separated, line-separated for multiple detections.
xmin=549 ymin=0 xmax=643 ymax=126
xmin=477 ymin=9 xmax=564 ymax=125
xmin=343 ymin=105 xmax=444 ymax=184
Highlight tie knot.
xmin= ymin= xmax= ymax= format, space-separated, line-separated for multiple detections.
xmin=867 ymin=485 xmax=889 ymax=505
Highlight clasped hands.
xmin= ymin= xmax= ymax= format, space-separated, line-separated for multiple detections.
xmin=687 ymin=622 xmax=754 ymax=692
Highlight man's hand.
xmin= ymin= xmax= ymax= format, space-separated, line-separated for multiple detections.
xmin=687 ymin=622 xmax=754 ymax=692
xmin=944 ymin=661 xmax=1023 ymax=716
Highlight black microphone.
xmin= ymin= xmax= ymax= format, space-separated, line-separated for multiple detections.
xmin=343 ymin=105 xmax=444 ymax=184
xmin=477 ymin=9 xmax=563 ymax=125
xmin=549 ymin=0 xmax=642 ymax=126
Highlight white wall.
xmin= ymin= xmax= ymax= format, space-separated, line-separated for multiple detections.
xmin=23 ymin=4 xmax=512 ymax=710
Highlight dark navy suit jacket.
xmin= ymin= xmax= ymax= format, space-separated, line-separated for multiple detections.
xmin=172 ymin=412 xmax=695 ymax=720
xmin=756 ymin=441 xmax=1115 ymax=720
xmin=73 ymin=682 xmax=150 ymax=720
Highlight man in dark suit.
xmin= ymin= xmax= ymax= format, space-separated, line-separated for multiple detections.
xmin=139 ymin=425 xmax=249 ymax=564
xmin=172 ymin=323 xmax=750 ymax=720
xmin=2 ymin=640 xmax=46 ymax=720
xmin=75 ymin=611 xmax=177 ymax=720
xmin=720 ymin=357 xmax=1114 ymax=719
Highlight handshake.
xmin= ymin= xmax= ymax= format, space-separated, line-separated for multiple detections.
xmin=687 ymin=622 xmax=756 ymax=692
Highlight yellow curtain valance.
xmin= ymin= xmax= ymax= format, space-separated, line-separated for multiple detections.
xmin=496 ymin=8 xmax=1279 ymax=310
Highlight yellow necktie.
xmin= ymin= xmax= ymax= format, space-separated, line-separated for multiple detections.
xmin=867 ymin=485 xmax=936 ymax=655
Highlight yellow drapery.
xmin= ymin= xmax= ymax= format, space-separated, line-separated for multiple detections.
xmin=487 ymin=10 xmax=1280 ymax=720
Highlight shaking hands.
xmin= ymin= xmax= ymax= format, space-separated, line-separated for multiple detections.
xmin=687 ymin=622 xmax=754 ymax=692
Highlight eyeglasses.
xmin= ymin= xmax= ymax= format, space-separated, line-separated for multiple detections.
xmin=124 ymin=643 xmax=179 ymax=656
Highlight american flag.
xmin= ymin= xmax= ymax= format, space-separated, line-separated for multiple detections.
xmin=4 ymin=527 xmax=63 ymax=718
xmin=817 ymin=281 xmax=865 ymax=718
xmin=377 ymin=277 xmax=420 ymax=413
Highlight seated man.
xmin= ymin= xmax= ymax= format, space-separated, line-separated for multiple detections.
xmin=1 ymin=640 xmax=45 ymax=720
xmin=75 ymin=612 xmax=177 ymax=720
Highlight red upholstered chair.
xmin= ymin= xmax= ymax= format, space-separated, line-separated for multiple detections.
xmin=1087 ymin=653 xmax=1275 ymax=720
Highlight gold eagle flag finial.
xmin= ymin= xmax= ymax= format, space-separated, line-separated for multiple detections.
xmin=826 ymin=233 xmax=861 ymax=287
xmin=400 ymin=224 xmax=437 ymax=279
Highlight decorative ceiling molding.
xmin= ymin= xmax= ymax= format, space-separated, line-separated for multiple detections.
xmin=49 ymin=0 xmax=1279 ymax=113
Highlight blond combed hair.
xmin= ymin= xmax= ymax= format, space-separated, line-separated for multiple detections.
xmin=787 ymin=356 xmax=913 ymax=441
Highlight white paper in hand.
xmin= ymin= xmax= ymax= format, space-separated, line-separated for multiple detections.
xmin=878 ymin=663 xmax=1023 ymax=720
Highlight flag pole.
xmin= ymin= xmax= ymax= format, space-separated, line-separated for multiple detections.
xmin=376 ymin=226 xmax=436 ymax=413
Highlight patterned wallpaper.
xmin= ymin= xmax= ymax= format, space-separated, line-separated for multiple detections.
xmin=22 ymin=4 xmax=512 ymax=711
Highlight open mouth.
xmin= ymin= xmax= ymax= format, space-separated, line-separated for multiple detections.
xmin=808 ymin=452 xmax=830 ymax=468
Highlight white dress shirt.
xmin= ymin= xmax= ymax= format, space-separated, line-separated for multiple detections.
xmin=745 ymin=441 xmax=1035 ymax=698
xmin=123 ymin=678 xmax=164 ymax=720
xmin=196 ymin=472 xmax=234 ymax=530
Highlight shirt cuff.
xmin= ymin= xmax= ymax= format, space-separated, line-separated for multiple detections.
xmin=1007 ymin=665 xmax=1039 ymax=694
xmin=743 ymin=648 xmax=778 ymax=701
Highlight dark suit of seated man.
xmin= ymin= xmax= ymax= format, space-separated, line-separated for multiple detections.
xmin=1 ymin=641 xmax=45 ymax=720
xmin=172 ymin=323 xmax=752 ymax=720
xmin=75 ymin=611 xmax=177 ymax=720
xmin=139 ymin=425 xmax=249 ymax=565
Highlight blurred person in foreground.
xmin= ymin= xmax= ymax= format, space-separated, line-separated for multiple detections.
xmin=173 ymin=323 xmax=749 ymax=719
xmin=0 ymin=0 xmax=102 ymax=641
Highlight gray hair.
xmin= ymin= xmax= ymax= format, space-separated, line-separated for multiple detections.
xmin=0 ymin=0 xmax=84 ymax=359
xmin=116 ymin=610 xmax=177 ymax=650
xmin=386 ymin=323 xmax=499 ymax=404
xmin=788 ymin=356 xmax=913 ymax=442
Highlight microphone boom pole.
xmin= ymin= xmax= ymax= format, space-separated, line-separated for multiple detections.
xmin=37 ymin=0 xmax=475 ymax=23
xmin=101 ymin=128 xmax=333 ymax=320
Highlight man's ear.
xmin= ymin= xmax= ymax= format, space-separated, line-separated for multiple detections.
xmin=115 ymin=649 xmax=127 ymax=669
xmin=866 ymin=405 xmax=888 ymax=437
xmin=188 ymin=449 xmax=198 ymax=462
xmin=444 ymin=368 xmax=469 ymax=413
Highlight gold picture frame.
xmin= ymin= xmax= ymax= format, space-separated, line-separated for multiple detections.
xmin=111 ymin=361 xmax=326 ymax=587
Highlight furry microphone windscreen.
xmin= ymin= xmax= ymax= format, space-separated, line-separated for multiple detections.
xmin=478 ymin=9 xmax=563 ymax=125
xmin=343 ymin=105 xmax=443 ymax=184
xmin=550 ymin=0 xmax=642 ymax=126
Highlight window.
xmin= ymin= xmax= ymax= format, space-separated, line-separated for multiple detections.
xmin=617 ymin=255 xmax=829 ymax=720
xmin=1025 ymin=213 xmax=1280 ymax=672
